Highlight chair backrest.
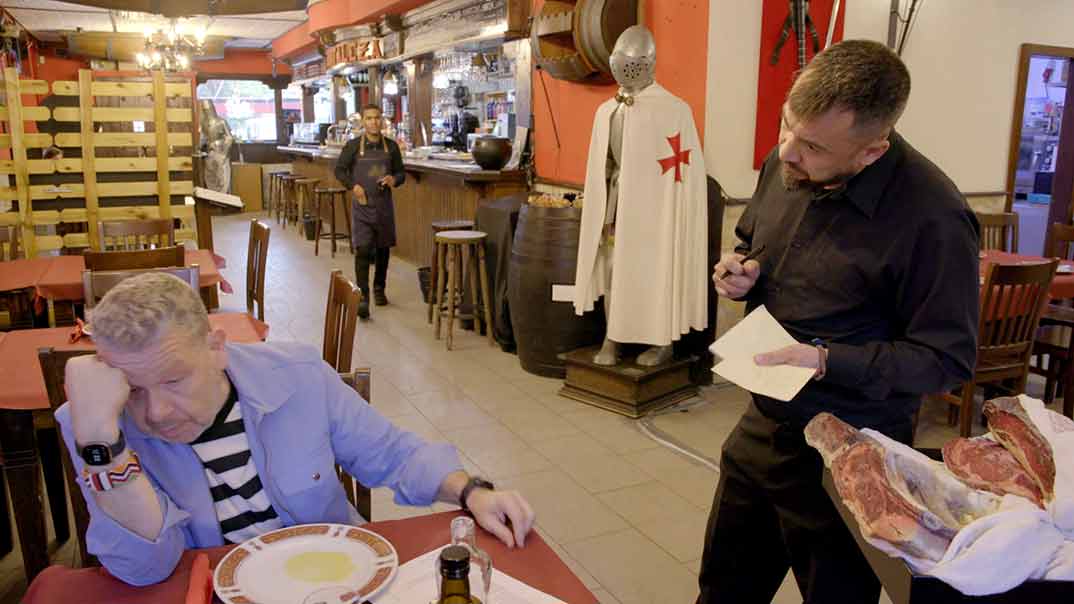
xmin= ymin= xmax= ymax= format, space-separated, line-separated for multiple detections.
xmin=323 ymin=269 xmax=361 ymax=373
xmin=37 ymin=346 xmax=98 ymax=568
xmin=339 ymin=368 xmax=372 ymax=520
xmin=978 ymin=259 xmax=1058 ymax=368
xmin=0 ymin=224 xmax=19 ymax=260
xmin=82 ymin=265 xmax=199 ymax=310
xmin=1045 ymin=222 xmax=1074 ymax=261
xmin=246 ymin=219 xmax=270 ymax=322
xmin=977 ymin=211 xmax=1019 ymax=252
xmin=83 ymin=245 xmax=186 ymax=271
xmin=98 ymin=219 xmax=175 ymax=251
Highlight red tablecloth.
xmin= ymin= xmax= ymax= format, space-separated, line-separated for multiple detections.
xmin=21 ymin=511 xmax=598 ymax=604
xmin=0 ymin=258 xmax=55 ymax=293
xmin=33 ymin=249 xmax=232 ymax=301
xmin=981 ymin=250 xmax=1074 ymax=299
xmin=0 ymin=313 xmax=267 ymax=411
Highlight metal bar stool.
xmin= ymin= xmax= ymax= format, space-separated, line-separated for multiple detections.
xmin=432 ymin=230 xmax=493 ymax=350
xmin=294 ymin=177 xmax=319 ymax=229
xmin=314 ymin=187 xmax=350 ymax=258
xmin=428 ymin=219 xmax=474 ymax=324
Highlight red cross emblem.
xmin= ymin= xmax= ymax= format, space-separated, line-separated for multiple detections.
xmin=657 ymin=133 xmax=691 ymax=183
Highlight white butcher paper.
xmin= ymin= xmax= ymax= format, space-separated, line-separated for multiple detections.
xmin=709 ymin=305 xmax=815 ymax=402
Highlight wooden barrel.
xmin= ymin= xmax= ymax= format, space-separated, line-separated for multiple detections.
xmin=508 ymin=205 xmax=605 ymax=377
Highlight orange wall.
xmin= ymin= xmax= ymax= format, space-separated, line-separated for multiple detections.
xmin=196 ymin=49 xmax=291 ymax=76
xmin=533 ymin=0 xmax=709 ymax=186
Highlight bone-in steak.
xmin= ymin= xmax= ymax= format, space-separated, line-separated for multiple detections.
xmin=943 ymin=437 xmax=1044 ymax=507
xmin=983 ymin=397 xmax=1056 ymax=502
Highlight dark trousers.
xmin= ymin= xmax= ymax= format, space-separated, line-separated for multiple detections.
xmin=696 ymin=401 xmax=913 ymax=604
xmin=354 ymin=246 xmax=390 ymax=296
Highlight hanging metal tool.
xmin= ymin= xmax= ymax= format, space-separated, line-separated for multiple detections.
xmin=769 ymin=0 xmax=820 ymax=68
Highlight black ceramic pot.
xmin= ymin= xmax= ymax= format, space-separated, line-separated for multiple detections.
xmin=471 ymin=136 xmax=513 ymax=170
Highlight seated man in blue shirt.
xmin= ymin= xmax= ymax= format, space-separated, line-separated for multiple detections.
xmin=58 ymin=272 xmax=535 ymax=586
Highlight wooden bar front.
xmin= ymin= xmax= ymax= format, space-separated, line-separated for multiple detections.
xmin=280 ymin=146 xmax=527 ymax=265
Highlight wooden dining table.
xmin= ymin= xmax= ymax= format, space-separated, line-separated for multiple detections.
xmin=980 ymin=250 xmax=1074 ymax=299
xmin=0 ymin=313 xmax=267 ymax=583
xmin=20 ymin=510 xmax=599 ymax=604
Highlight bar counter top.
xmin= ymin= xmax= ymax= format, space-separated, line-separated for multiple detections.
xmin=277 ymin=145 xmax=522 ymax=182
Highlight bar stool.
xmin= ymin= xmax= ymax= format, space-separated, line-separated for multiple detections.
xmin=266 ymin=170 xmax=289 ymax=219
xmin=314 ymin=186 xmax=350 ymax=258
xmin=278 ymin=174 xmax=300 ymax=228
xmin=427 ymin=219 xmax=474 ymax=324
xmin=294 ymin=177 xmax=319 ymax=225
xmin=432 ymin=230 xmax=493 ymax=350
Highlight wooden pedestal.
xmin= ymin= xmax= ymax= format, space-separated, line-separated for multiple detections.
xmin=558 ymin=346 xmax=699 ymax=418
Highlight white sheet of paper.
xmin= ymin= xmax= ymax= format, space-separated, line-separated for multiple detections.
xmin=551 ymin=284 xmax=574 ymax=302
xmin=372 ymin=545 xmax=566 ymax=604
xmin=709 ymin=305 xmax=815 ymax=402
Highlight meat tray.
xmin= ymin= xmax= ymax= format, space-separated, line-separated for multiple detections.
xmin=821 ymin=448 xmax=1074 ymax=603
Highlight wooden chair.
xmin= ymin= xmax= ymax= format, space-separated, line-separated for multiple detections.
xmin=82 ymin=265 xmax=199 ymax=310
xmin=0 ymin=224 xmax=19 ymax=260
xmin=37 ymin=347 xmax=98 ymax=567
xmin=976 ymin=211 xmax=1020 ymax=252
xmin=246 ymin=220 xmax=270 ymax=322
xmin=1031 ymin=223 xmax=1074 ymax=412
xmin=941 ymin=259 xmax=1057 ymax=436
xmin=323 ymin=269 xmax=362 ymax=374
xmin=98 ymin=219 xmax=175 ymax=251
xmin=83 ymin=245 xmax=185 ymax=271
xmin=338 ymin=369 xmax=373 ymax=521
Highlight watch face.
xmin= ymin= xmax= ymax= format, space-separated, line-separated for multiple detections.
xmin=82 ymin=444 xmax=111 ymax=466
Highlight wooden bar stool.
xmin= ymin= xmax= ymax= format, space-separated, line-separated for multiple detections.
xmin=433 ymin=230 xmax=493 ymax=350
xmin=266 ymin=170 xmax=289 ymax=219
xmin=427 ymin=219 xmax=474 ymax=324
xmin=278 ymin=174 xmax=300 ymax=228
xmin=314 ymin=187 xmax=350 ymax=258
xmin=294 ymin=177 xmax=319 ymax=225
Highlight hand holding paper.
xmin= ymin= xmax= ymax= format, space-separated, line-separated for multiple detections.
xmin=709 ymin=305 xmax=816 ymax=402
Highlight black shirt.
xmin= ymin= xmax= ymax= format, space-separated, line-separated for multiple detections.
xmin=737 ymin=132 xmax=980 ymax=428
xmin=333 ymin=135 xmax=406 ymax=190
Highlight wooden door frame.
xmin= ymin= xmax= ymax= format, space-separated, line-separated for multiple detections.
xmin=1005 ymin=44 xmax=1074 ymax=219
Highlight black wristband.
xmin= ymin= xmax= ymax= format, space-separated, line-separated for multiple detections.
xmin=459 ymin=476 xmax=495 ymax=512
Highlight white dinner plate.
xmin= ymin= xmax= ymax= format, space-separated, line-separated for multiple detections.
xmin=214 ymin=524 xmax=398 ymax=604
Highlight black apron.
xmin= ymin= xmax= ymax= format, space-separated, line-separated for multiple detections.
xmin=349 ymin=135 xmax=397 ymax=249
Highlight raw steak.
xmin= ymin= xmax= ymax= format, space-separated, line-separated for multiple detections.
xmin=806 ymin=413 xmax=1001 ymax=563
xmin=943 ymin=437 xmax=1044 ymax=507
xmin=983 ymin=397 xmax=1056 ymax=502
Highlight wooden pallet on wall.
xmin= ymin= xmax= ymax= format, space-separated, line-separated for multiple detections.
xmin=0 ymin=67 xmax=198 ymax=257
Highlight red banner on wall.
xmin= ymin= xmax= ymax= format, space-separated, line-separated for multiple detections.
xmin=753 ymin=0 xmax=846 ymax=169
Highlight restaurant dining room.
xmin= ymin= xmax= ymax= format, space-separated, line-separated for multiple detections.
xmin=1 ymin=1 xmax=1074 ymax=603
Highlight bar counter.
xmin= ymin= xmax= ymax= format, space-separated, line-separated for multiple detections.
xmin=278 ymin=145 xmax=528 ymax=265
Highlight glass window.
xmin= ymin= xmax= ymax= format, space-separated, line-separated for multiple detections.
xmin=282 ymin=84 xmax=303 ymax=125
xmin=196 ymin=79 xmax=278 ymax=142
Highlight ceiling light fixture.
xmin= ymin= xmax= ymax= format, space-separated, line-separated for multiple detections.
xmin=137 ymin=18 xmax=205 ymax=72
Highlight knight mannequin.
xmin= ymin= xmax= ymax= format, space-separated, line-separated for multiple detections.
xmin=572 ymin=25 xmax=708 ymax=369
xmin=199 ymin=100 xmax=234 ymax=193
xmin=595 ymin=26 xmax=670 ymax=367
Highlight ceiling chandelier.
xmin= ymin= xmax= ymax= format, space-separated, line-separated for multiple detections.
xmin=136 ymin=19 xmax=206 ymax=71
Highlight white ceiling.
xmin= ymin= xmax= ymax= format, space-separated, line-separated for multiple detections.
xmin=1 ymin=1 xmax=307 ymax=49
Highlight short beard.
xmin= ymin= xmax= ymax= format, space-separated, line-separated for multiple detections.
xmin=781 ymin=164 xmax=855 ymax=193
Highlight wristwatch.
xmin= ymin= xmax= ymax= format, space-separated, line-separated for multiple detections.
xmin=78 ymin=431 xmax=126 ymax=466
xmin=459 ymin=476 xmax=495 ymax=512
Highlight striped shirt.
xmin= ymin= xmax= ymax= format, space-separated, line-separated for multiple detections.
xmin=190 ymin=381 xmax=283 ymax=544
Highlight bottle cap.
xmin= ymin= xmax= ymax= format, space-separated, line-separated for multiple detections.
xmin=439 ymin=545 xmax=471 ymax=576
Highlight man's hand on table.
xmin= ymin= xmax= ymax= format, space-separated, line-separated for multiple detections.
xmin=466 ymin=488 xmax=535 ymax=549
xmin=67 ymin=354 xmax=128 ymax=445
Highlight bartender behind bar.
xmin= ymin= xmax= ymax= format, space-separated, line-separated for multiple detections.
xmin=335 ymin=104 xmax=406 ymax=319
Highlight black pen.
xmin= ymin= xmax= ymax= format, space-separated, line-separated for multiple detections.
xmin=716 ymin=244 xmax=767 ymax=280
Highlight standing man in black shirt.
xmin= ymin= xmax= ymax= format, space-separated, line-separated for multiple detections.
xmin=335 ymin=104 xmax=406 ymax=318
xmin=699 ymin=40 xmax=979 ymax=603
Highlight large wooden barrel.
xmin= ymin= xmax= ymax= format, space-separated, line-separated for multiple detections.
xmin=508 ymin=205 xmax=605 ymax=377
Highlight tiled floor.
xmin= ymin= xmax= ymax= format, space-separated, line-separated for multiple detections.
xmin=1 ymin=210 xmax=1067 ymax=604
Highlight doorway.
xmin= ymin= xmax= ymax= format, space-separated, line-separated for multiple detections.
xmin=1006 ymin=44 xmax=1074 ymax=256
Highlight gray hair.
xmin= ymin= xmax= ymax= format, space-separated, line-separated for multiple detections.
xmin=89 ymin=272 xmax=210 ymax=351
